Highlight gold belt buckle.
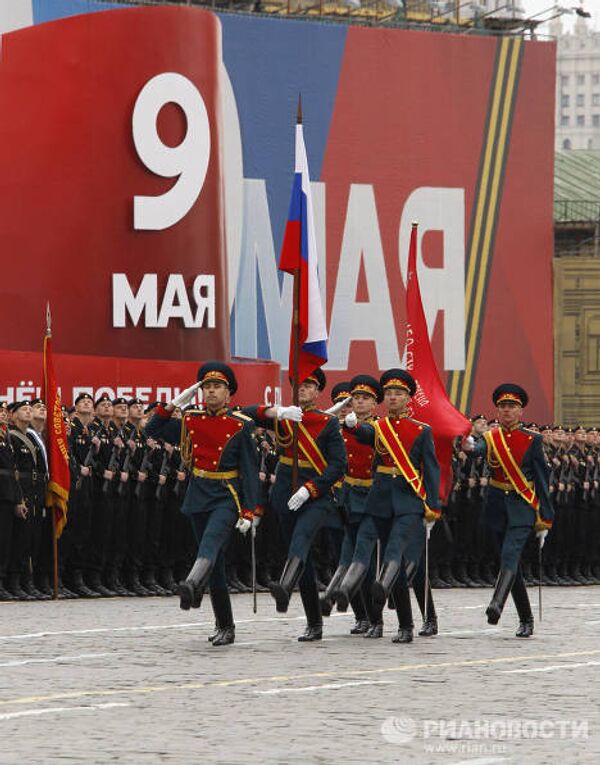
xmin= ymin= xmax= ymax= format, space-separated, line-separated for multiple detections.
xmin=32 ymin=471 xmax=38 ymax=481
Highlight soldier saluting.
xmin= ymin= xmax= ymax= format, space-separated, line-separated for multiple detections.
xmin=334 ymin=369 xmax=441 ymax=641
xmin=145 ymin=362 xmax=260 ymax=647
xmin=464 ymin=384 xmax=553 ymax=637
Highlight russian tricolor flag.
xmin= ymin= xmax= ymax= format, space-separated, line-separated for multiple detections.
xmin=279 ymin=120 xmax=328 ymax=383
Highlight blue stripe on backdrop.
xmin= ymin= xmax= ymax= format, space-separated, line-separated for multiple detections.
xmin=217 ymin=13 xmax=346 ymax=256
xmin=33 ymin=0 xmax=124 ymax=24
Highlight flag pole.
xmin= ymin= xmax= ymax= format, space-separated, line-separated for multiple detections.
xmin=46 ymin=303 xmax=59 ymax=601
xmin=291 ymin=96 xmax=302 ymax=492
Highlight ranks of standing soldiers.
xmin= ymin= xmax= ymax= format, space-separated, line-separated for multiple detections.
xmin=0 ymin=364 xmax=598 ymax=647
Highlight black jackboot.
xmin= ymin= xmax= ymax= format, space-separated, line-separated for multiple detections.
xmin=142 ymin=570 xmax=170 ymax=596
xmin=511 ymin=574 xmax=534 ymax=638
xmin=391 ymin=583 xmax=414 ymax=644
xmin=486 ymin=569 xmax=516 ymax=625
xmin=335 ymin=562 xmax=368 ymax=613
xmin=7 ymin=574 xmax=33 ymax=601
xmin=319 ymin=565 xmax=348 ymax=617
xmin=0 ymin=577 xmax=16 ymax=600
xmin=106 ymin=569 xmax=130 ymax=597
xmin=87 ymin=571 xmax=115 ymax=598
xmin=413 ymin=575 xmax=438 ymax=637
xmin=178 ymin=558 xmax=212 ymax=611
xmin=372 ymin=560 xmax=402 ymax=610
xmin=210 ymin=589 xmax=235 ymax=646
xmin=23 ymin=576 xmax=50 ymax=601
xmin=298 ymin=580 xmax=323 ymax=642
xmin=71 ymin=570 xmax=100 ymax=598
xmin=455 ymin=562 xmax=477 ymax=588
xmin=480 ymin=562 xmax=497 ymax=586
xmin=269 ymin=557 xmax=304 ymax=613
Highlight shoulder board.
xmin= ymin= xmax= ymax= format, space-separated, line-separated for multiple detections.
xmin=520 ymin=427 xmax=537 ymax=437
xmin=230 ymin=410 xmax=252 ymax=423
xmin=408 ymin=417 xmax=430 ymax=429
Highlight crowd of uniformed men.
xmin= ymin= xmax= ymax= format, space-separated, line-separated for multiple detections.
xmin=0 ymin=366 xmax=596 ymax=643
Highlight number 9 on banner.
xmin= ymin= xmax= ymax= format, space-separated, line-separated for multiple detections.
xmin=132 ymin=72 xmax=211 ymax=231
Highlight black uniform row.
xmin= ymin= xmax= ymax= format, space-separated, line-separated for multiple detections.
xmin=1 ymin=398 xmax=598 ymax=603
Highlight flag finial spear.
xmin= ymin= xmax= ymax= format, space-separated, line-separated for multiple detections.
xmin=46 ymin=302 xmax=52 ymax=336
xmin=297 ymin=95 xmax=302 ymax=125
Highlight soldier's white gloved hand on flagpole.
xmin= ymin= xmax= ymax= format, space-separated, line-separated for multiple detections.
xmin=324 ymin=397 xmax=352 ymax=416
xmin=423 ymin=519 xmax=435 ymax=537
xmin=536 ymin=529 xmax=548 ymax=548
xmin=344 ymin=411 xmax=358 ymax=429
xmin=288 ymin=486 xmax=310 ymax=511
xmin=275 ymin=405 xmax=303 ymax=422
xmin=171 ymin=381 xmax=202 ymax=409
xmin=235 ymin=517 xmax=252 ymax=535
xmin=461 ymin=435 xmax=475 ymax=452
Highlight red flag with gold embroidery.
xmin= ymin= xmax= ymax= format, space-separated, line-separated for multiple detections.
xmin=43 ymin=306 xmax=70 ymax=538
xmin=405 ymin=223 xmax=471 ymax=503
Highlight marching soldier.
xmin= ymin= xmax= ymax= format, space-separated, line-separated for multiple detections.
xmin=333 ymin=369 xmax=441 ymax=642
xmin=145 ymin=362 xmax=260 ymax=646
xmin=244 ymin=369 xmax=347 ymax=641
xmin=320 ymin=375 xmax=382 ymax=635
xmin=465 ymin=384 xmax=553 ymax=637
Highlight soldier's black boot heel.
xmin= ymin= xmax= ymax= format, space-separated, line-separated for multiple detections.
xmin=486 ymin=569 xmax=516 ymax=625
xmin=319 ymin=565 xmax=347 ymax=617
xmin=270 ymin=557 xmax=304 ymax=613
xmin=178 ymin=557 xmax=212 ymax=611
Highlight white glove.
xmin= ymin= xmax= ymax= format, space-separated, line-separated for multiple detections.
xmin=461 ymin=435 xmax=475 ymax=452
xmin=235 ymin=517 xmax=251 ymax=535
xmin=325 ymin=397 xmax=352 ymax=416
xmin=276 ymin=405 xmax=303 ymax=422
xmin=288 ymin=486 xmax=310 ymax=511
xmin=344 ymin=411 xmax=358 ymax=429
xmin=423 ymin=519 xmax=435 ymax=537
xmin=537 ymin=529 xmax=548 ymax=548
xmin=252 ymin=515 xmax=262 ymax=529
xmin=171 ymin=382 xmax=202 ymax=409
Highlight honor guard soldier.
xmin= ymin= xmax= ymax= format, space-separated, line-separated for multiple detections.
xmin=87 ymin=394 xmax=118 ymax=597
xmin=0 ymin=403 xmax=22 ymax=600
xmin=62 ymin=392 xmax=98 ymax=598
xmin=7 ymin=401 xmax=48 ymax=600
xmin=320 ymin=375 xmax=382 ymax=633
xmin=466 ymin=384 xmax=553 ymax=637
xmin=334 ymin=369 xmax=441 ymax=641
xmin=244 ymin=369 xmax=347 ymax=641
xmin=145 ymin=362 xmax=260 ymax=647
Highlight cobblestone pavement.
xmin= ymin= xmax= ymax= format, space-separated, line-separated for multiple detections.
xmin=0 ymin=586 xmax=598 ymax=764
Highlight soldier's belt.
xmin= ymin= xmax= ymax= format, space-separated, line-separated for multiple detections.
xmin=191 ymin=468 xmax=239 ymax=480
xmin=279 ymin=456 xmax=312 ymax=469
xmin=344 ymin=476 xmax=373 ymax=487
xmin=376 ymin=466 xmax=402 ymax=476
xmin=490 ymin=478 xmax=533 ymax=493
xmin=0 ymin=469 xmax=16 ymax=477
xmin=15 ymin=470 xmax=41 ymax=481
